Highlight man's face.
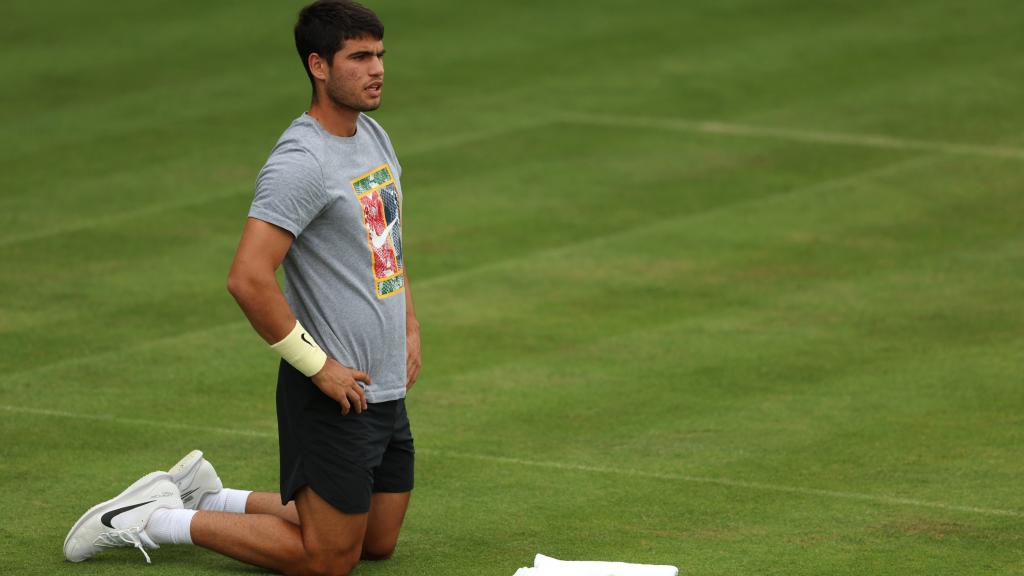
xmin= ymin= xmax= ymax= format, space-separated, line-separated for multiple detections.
xmin=322 ymin=36 xmax=385 ymax=112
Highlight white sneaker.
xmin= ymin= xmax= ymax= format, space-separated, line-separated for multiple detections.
xmin=63 ymin=472 xmax=182 ymax=564
xmin=168 ymin=450 xmax=223 ymax=510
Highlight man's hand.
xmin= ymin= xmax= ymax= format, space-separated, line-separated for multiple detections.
xmin=406 ymin=318 xmax=421 ymax=391
xmin=311 ymin=358 xmax=371 ymax=415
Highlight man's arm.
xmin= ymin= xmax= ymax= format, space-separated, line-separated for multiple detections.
xmin=227 ymin=217 xmax=371 ymax=414
xmin=404 ymin=270 xmax=421 ymax=391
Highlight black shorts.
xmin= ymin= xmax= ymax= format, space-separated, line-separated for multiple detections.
xmin=276 ymin=360 xmax=414 ymax=514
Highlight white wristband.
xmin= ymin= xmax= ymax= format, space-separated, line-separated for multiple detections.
xmin=270 ymin=321 xmax=328 ymax=377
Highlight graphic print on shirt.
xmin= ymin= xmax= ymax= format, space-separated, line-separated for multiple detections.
xmin=351 ymin=164 xmax=404 ymax=299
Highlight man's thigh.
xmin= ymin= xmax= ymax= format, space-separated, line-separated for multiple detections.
xmin=294 ymin=486 xmax=369 ymax=572
xmin=363 ymin=491 xmax=411 ymax=559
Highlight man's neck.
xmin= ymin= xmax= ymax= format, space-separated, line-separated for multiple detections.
xmin=308 ymin=98 xmax=360 ymax=137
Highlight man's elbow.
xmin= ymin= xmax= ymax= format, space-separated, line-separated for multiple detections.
xmin=227 ymin=270 xmax=256 ymax=303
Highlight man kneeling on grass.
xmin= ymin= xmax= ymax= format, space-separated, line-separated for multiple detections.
xmin=63 ymin=2 xmax=422 ymax=574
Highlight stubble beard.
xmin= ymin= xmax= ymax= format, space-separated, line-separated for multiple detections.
xmin=326 ymin=78 xmax=380 ymax=113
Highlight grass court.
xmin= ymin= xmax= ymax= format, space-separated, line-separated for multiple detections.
xmin=1 ymin=1 xmax=1022 ymax=574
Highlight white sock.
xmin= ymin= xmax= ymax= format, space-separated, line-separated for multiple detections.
xmin=146 ymin=508 xmax=196 ymax=545
xmin=198 ymin=488 xmax=251 ymax=514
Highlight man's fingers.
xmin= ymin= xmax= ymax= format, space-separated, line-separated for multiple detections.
xmin=338 ymin=392 xmax=351 ymax=415
xmin=353 ymin=370 xmax=372 ymax=386
xmin=346 ymin=386 xmax=364 ymax=414
xmin=349 ymin=377 xmax=366 ymax=406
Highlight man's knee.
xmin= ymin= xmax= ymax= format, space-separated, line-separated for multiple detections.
xmin=300 ymin=548 xmax=361 ymax=576
xmin=361 ymin=539 xmax=396 ymax=561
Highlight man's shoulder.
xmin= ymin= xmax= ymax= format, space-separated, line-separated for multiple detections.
xmin=359 ymin=113 xmax=398 ymax=142
xmin=357 ymin=114 xmax=399 ymax=163
xmin=265 ymin=116 xmax=328 ymax=169
xmin=357 ymin=112 xmax=386 ymax=132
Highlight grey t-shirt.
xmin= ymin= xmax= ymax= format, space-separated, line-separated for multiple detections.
xmin=250 ymin=112 xmax=407 ymax=403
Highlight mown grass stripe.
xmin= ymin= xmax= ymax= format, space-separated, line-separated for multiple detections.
xmin=0 ymin=154 xmax=935 ymax=385
xmin=0 ymin=118 xmax=555 ymax=248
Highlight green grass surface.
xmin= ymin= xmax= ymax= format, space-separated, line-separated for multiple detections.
xmin=3 ymin=0 xmax=1023 ymax=574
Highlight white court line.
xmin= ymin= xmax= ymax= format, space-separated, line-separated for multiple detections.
xmin=561 ymin=112 xmax=1024 ymax=161
xmin=3 ymin=403 xmax=1020 ymax=519
xmin=426 ymin=451 xmax=1024 ymax=519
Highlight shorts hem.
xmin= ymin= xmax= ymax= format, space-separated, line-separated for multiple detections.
xmin=282 ymin=473 xmax=372 ymax=515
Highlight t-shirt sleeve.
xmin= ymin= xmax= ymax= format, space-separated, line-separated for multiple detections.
xmin=249 ymin=145 xmax=328 ymax=238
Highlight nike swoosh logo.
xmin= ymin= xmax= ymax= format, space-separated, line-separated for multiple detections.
xmin=101 ymin=500 xmax=155 ymax=528
xmin=301 ymin=333 xmax=315 ymax=348
xmin=370 ymin=219 xmax=397 ymax=249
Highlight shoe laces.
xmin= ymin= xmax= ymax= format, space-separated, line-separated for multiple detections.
xmin=93 ymin=526 xmax=152 ymax=564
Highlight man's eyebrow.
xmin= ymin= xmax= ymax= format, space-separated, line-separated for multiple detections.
xmin=348 ymin=49 xmax=386 ymax=58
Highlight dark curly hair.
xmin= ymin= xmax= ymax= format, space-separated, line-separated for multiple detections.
xmin=294 ymin=0 xmax=384 ymax=96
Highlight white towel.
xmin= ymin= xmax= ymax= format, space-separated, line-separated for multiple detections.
xmin=514 ymin=553 xmax=678 ymax=576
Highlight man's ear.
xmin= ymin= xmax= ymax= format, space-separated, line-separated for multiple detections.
xmin=308 ymin=53 xmax=329 ymax=81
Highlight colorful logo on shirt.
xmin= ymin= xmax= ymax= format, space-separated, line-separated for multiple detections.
xmin=351 ymin=164 xmax=404 ymax=299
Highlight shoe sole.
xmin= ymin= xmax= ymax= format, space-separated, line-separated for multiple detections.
xmin=63 ymin=471 xmax=171 ymax=562
xmin=168 ymin=450 xmax=204 ymax=485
